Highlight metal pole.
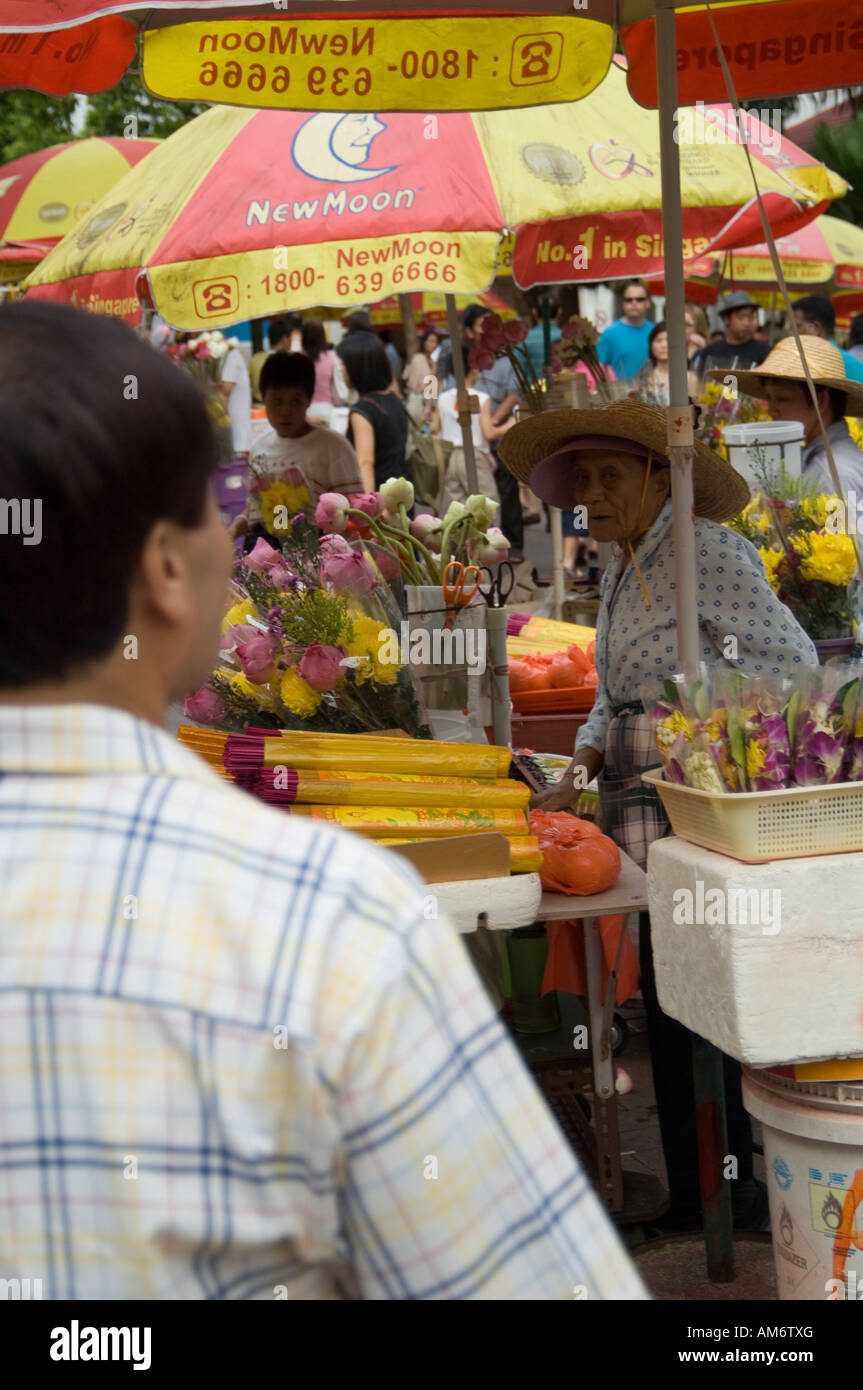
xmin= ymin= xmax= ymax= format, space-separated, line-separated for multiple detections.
xmin=550 ymin=506 xmax=565 ymax=620
xmin=656 ymin=2 xmax=699 ymax=679
xmin=445 ymin=292 xmax=480 ymax=496
xmin=486 ymin=606 xmax=512 ymax=747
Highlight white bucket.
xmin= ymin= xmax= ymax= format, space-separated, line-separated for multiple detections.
xmin=743 ymin=1068 xmax=863 ymax=1301
xmin=723 ymin=420 xmax=804 ymax=493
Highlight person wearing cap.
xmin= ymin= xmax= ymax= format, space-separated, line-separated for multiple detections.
xmin=691 ymin=292 xmax=770 ymax=376
xmin=713 ymin=336 xmax=863 ymax=496
xmin=498 ymin=400 xmax=817 ymax=1233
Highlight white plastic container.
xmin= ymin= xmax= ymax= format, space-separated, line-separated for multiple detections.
xmin=642 ymin=767 xmax=863 ymax=862
xmin=723 ymin=420 xmax=804 ymax=493
xmin=742 ymin=1068 xmax=863 ymax=1301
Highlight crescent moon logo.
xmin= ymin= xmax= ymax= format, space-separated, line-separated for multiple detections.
xmin=291 ymin=112 xmax=398 ymax=184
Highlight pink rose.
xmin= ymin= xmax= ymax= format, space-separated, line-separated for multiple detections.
xmin=320 ymin=534 xmax=353 ymax=558
xmin=244 ymin=537 xmax=281 ymax=572
xmin=468 ymin=347 xmax=496 ymax=372
xmin=371 ymin=545 xmax=402 ymax=582
xmin=479 ymin=313 xmax=505 ymax=350
xmin=297 ymin=642 xmax=344 ymax=692
xmin=349 ymin=491 xmax=385 ymax=518
xmin=268 ymin=565 xmax=294 ymax=590
xmin=195 ymin=343 xmax=212 ymax=360
xmin=235 ymin=632 xmax=278 ymax=684
xmin=502 ymin=320 xmax=528 ymax=344
xmin=220 ymin=623 xmax=257 ymax=657
xmin=321 ymin=549 xmax=378 ymax=595
xmin=410 ymin=514 xmax=444 ymax=553
xmin=314 ymin=492 xmax=350 ymax=534
xmin=184 ymin=684 xmax=226 ymax=724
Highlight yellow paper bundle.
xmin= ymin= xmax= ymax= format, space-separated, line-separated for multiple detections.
xmin=262 ymin=735 xmax=511 ymax=778
xmin=508 ymin=617 xmax=595 ymax=659
xmin=290 ymin=771 xmax=529 ymax=808
xmin=290 ymin=805 xmax=529 ymax=837
xmin=377 ymin=834 xmax=543 ymax=873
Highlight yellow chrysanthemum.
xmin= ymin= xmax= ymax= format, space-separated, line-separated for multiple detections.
xmin=228 ymin=673 xmax=257 ymax=700
xmin=280 ymin=667 xmax=322 ymax=718
xmin=259 ymin=479 xmax=310 ymax=535
xmin=344 ymin=614 xmax=401 ymax=686
xmin=746 ymin=740 xmax=765 ymax=779
xmin=758 ymin=546 xmax=783 ymax=593
xmin=792 ymin=532 xmax=857 ymax=587
xmin=847 ymin=416 xmax=863 ymax=451
xmin=221 ymin=599 xmax=258 ymax=634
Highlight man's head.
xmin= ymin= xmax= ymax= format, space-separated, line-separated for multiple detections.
xmin=763 ymin=379 xmax=846 ymax=443
xmin=344 ymin=310 xmax=372 ymax=336
xmin=620 ymin=280 xmax=651 ymax=326
xmin=793 ymin=295 xmax=835 ymax=341
xmin=0 ymin=303 xmax=231 ymax=717
xmin=261 ymin=351 xmax=315 ymax=437
xmin=268 ymin=315 xmax=301 ymax=350
xmin=461 ymin=304 xmax=492 ymax=343
xmin=718 ymin=291 xmax=759 ymax=345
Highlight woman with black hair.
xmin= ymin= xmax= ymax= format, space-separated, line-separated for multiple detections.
xmin=633 ymin=320 xmax=699 ymax=406
xmin=337 ymin=331 xmax=409 ymax=492
xmin=300 ymin=318 xmax=337 ymax=426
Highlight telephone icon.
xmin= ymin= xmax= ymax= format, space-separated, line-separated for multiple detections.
xmin=510 ymin=32 xmax=563 ymax=87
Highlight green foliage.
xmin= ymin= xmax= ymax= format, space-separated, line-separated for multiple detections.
xmin=814 ymin=115 xmax=863 ymax=227
xmin=83 ymin=72 xmax=206 ymax=141
xmin=0 ymin=92 xmax=76 ymax=162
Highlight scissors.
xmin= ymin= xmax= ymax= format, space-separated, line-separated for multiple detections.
xmin=479 ymin=561 xmax=516 ymax=608
xmin=441 ymin=560 xmax=481 ymax=629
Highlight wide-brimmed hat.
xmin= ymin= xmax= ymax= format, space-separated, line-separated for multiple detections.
xmin=718 ymin=290 xmax=760 ymax=317
xmin=707 ymin=335 xmax=863 ymax=413
xmin=497 ymin=400 xmax=750 ymax=522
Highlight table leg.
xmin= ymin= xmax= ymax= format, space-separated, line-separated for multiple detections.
xmin=583 ymin=914 xmax=624 ymax=1212
xmin=692 ymin=1034 xmax=735 ymax=1282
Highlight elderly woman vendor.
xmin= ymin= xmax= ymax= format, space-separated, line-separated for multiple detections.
xmin=499 ymin=400 xmax=817 ymax=1233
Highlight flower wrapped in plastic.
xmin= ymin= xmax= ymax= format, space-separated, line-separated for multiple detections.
xmin=716 ymin=669 xmax=792 ymax=793
xmin=787 ymin=664 xmax=858 ymax=787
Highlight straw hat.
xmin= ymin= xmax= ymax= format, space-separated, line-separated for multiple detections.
xmin=497 ymin=399 xmax=751 ymax=522
xmin=708 ymin=335 xmax=863 ymax=413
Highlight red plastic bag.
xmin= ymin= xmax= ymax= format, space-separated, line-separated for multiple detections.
xmin=529 ymin=809 xmax=621 ymax=895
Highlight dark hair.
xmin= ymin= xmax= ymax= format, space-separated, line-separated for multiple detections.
xmin=260 ymin=350 xmax=315 ymax=399
xmin=849 ymin=314 xmax=863 ymax=348
xmin=344 ymin=310 xmax=372 ymax=335
xmin=300 ymin=318 xmax=327 ymax=363
xmin=267 ymin=316 xmax=293 ymax=347
xmin=793 ymin=295 xmax=835 ymax=336
xmin=622 ymin=279 xmax=649 ymax=297
xmin=461 ymin=304 xmax=490 ymax=332
xmin=648 ymin=319 xmax=668 ymax=362
xmin=0 ymin=302 xmax=216 ymax=689
xmin=776 ymin=379 xmax=848 ymax=418
xmin=420 ymin=328 xmax=439 ymax=355
xmin=336 ymin=330 xmax=392 ymax=394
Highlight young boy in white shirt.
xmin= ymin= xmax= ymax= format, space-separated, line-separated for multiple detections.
xmin=230 ymin=352 xmax=361 ymax=543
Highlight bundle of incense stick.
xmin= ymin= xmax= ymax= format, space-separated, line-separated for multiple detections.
xmin=225 ymin=732 xmax=512 ymax=779
xmin=289 ymin=805 xmax=529 ymax=838
xmin=377 ymin=835 xmax=543 ymax=873
xmin=177 ymin=726 xmax=229 ymax=769
xmin=250 ymin=769 xmax=530 ymax=808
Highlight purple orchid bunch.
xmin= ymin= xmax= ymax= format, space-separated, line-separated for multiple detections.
xmin=644 ymin=697 xmax=692 ymax=784
xmin=788 ymin=666 xmax=858 ymax=787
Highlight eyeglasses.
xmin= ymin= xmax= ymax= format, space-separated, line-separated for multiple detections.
xmin=624 ymin=296 xmax=648 ymax=304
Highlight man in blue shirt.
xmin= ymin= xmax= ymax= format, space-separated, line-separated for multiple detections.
xmin=596 ymin=279 xmax=654 ymax=379
xmin=793 ymin=294 xmax=863 ymax=384
xmin=524 ymin=297 xmax=561 ymax=374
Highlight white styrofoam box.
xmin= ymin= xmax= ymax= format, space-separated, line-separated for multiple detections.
xmin=431 ymin=874 xmax=542 ymax=935
xmin=647 ymin=837 xmax=863 ymax=1067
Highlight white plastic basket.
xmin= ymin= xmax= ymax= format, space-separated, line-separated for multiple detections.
xmin=642 ymin=768 xmax=863 ymax=862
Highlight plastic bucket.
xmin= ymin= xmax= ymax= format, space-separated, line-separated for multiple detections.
xmin=723 ymin=420 xmax=804 ymax=493
xmin=743 ymin=1068 xmax=863 ymax=1301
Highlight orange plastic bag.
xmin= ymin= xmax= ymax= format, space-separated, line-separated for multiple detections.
xmin=549 ymin=644 xmax=592 ymax=688
xmin=509 ymin=654 xmax=553 ymax=692
xmin=529 ymin=809 xmax=621 ymax=895
xmin=542 ymin=915 xmax=640 ymax=1004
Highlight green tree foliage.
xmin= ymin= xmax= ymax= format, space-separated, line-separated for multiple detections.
xmin=0 ymin=92 xmax=77 ymax=163
xmin=83 ymin=72 xmax=206 ymax=140
xmin=814 ymin=115 xmax=863 ymax=227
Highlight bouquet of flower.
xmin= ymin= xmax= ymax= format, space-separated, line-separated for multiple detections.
xmin=718 ymin=669 xmax=792 ymax=793
xmin=786 ymin=665 xmax=858 ymax=786
xmin=552 ymin=315 xmax=612 ymax=401
xmin=467 ymin=312 xmax=549 ymax=410
xmin=314 ymin=478 xmax=509 ymax=587
xmin=247 ymin=460 xmax=312 ymax=541
xmin=184 ymin=530 xmax=430 ymax=737
xmin=694 ymin=379 xmax=770 ymax=458
xmin=729 ymin=460 xmax=857 ymax=642
xmin=167 ymin=330 xmax=240 ymax=384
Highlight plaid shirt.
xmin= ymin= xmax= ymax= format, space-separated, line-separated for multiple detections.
xmin=0 ymin=703 xmax=646 ymax=1301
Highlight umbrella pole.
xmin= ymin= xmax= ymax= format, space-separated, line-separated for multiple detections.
xmin=445 ymin=292 xmax=480 ymax=496
xmin=656 ymin=1 xmax=735 ymax=1285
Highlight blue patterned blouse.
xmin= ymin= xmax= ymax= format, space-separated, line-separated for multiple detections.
xmin=576 ymin=498 xmax=819 ymax=754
